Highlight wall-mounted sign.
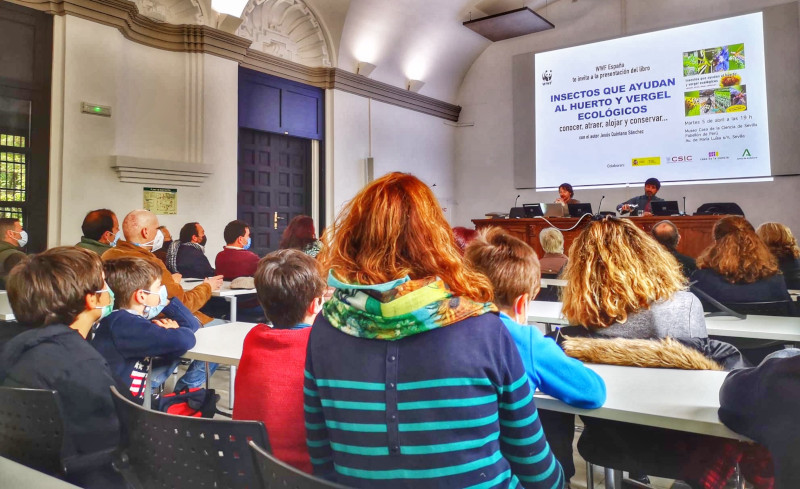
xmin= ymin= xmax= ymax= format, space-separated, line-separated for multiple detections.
xmin=143 ymin=187 xmax=177 ymax=215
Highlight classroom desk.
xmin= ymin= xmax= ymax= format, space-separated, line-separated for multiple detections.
xmin=527 ymin=301 xmax=568 ymax=333
xmin=0 ymin=456 xmax=82 ymax=488
xmin=540 ymin=278 xmax=567 ymax=289
xmin=184 ymin=321 xmax=259 ymax=409
xmin=0 ymin=291 xmax=15 ymax=321
xmin=704 ymin=314 xmax=800 ymax=342
xmin=181 ymin=280 xmax=256 ymax=322
xmin=534 ymin=363 xmax=744 ymax=440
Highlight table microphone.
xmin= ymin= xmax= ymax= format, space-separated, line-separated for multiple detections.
xmin=596 ymin=195 xmax=605 ymax=215
xmin=682 ymin=196 xmax=687 ymax=216
xmin=514 ymin=195 xmax=520 ymax=207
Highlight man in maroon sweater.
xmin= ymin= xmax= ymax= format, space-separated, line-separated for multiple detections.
xmin=215 ymin=220 xmax=259 ymax=280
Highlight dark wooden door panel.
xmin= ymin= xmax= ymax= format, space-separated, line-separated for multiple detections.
xmin=238 ymin=129 xmax=311 ymax=257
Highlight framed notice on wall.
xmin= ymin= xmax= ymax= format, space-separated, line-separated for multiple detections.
xmin=143 ymin=187 xmax=177 ymax=215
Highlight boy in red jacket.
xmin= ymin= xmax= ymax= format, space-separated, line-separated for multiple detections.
xmin=232 ymin=249 xmax=325 ymax=473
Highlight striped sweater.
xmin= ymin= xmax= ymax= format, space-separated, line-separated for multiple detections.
xmin=304 ymin=313 xmax=564 ymax=488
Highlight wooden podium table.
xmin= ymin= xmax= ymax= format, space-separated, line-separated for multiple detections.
xmin=473 ymin=215 xmax=725 ymax=258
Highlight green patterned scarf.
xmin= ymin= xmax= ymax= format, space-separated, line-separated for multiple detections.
xmin=323 ymin=272 xmax=497 ymax=340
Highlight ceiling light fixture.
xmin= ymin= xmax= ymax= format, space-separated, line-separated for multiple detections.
xmin=406 ymin=79 xmax=425 ymax=92
xmin=211 ymin=0 xmax=250 ymax=18
xmin=463 ymin=7 xmax=554 ymax=41
xmin=356 ymin=61 xmax=377 ymax=77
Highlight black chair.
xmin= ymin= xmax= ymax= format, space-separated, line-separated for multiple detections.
xmin=249 ymin=440 xmax=350 ymax=489
xmin=110 ymin=385 xmax=270 ymax=489
xmin=0 ymin=386 xmax=66 ymax=476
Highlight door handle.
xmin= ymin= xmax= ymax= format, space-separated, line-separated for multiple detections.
xmin=273 ymin=212 xmax=285 ymax=230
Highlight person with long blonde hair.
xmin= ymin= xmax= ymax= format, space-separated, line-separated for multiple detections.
xmin=692 ymin=216 xmax=790 ymax=304
xmin=304 ymin=172 xmax=564 ymax=489
xmin=561 ymin=217 xmax=706 ymax=338
xmin=756 ymin=221 xmax=800 ymax=289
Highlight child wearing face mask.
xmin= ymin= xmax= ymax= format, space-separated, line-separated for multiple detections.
xmin=91 ymin=257 xmax=200 ymax=403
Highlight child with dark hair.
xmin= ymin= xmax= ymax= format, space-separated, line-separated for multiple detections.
xmin=233 ymin=249 xmax=326 ymax=473
xmin=92 ymin=257 xmax=199 ymax=401
xmin=0 ymin=246 xmax=121 ymax=488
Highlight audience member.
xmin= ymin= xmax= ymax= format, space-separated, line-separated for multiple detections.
xmin=153 ymin=225 xmax=172 ymax=266
xmin=617 ymin=177 xmax=664 ymax=215
xmin=166 ymin=222 xmax=216 ymax=279
xmin=233 ymin=249 xmax=325 ymax=473
xmin=719 ymin=349 xmax=800 ymax=488
xmin=102 ymin=210 xmax=222 ymax=391
xmin=215 ymin=219 xmax=259 ymax=280
xmin=305 ymin=172 xmax=564 ymax=488
xmin=76 ymin=209 xmax=120 ymax=256
xmin=451 ymin=226 xmax=478 ymax=254
xmin=465 ymin=226 xmax=605 ymax=486
xmin=692 ymin=216 xmax=791 ymax=304
xmin=92 ymin=257 xmax=199 ymax=402
xmin=651 ymin=219 xmax=697 ymax=277
xmin=280 ymin=215 xmax=322 ymax=257
xmin=756 ymin=222 xmax=800 ymax=289
xmin=538 ymin=227 xmax=568 ymax=275
xmin=0 ymin=217 xmax=27 ymax=288
xmin=0 ymin=247 xmax=122 ymax=488
xmin=562 ymin=216 xmax=706 ymax=338
xmin=555 ymin=182 xmax=580 ymax=205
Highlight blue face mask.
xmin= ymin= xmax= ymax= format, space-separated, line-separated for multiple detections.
xmin=95 ymin=285 xmax=115 ymax=319
xmin=141 ymin=285 xmax=168 ymax=319
xmin=243 ymin=237 xmax=252 ymax=250
xmin=110 ymin=230 xmax=123 ymax=247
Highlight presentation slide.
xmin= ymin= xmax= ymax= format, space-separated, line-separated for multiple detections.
xmin=534 ymin=13 xmax=770 ymax=190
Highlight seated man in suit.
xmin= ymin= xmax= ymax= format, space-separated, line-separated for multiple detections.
xmin=651 ymin=220 xmax=696 ymax=277
xmin=617 ymin=177 xmax=665 ymax=216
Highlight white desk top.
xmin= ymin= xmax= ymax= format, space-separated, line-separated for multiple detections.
xmin=534 ymin=364 xmax=745 ymax=440
xmin=527 ymin=301 xmax=568 ymax=326
xmin=0 ymin=291 xmax=15 ymax=321
xmin=540 ymin=278 xmax=567 ymax=288
xmin=705 ymin=314 xmax=800 ymax=342
xmin=184 ymin=321 xmax=259 ymax=366
xmin=181 ymin=280 xmax=256 ymax=297
xmin=0 ymin=456 xmax=82 ymax=488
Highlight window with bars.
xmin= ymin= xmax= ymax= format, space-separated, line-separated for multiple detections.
xmin=0 ymin=133 xmax=27 ymax=225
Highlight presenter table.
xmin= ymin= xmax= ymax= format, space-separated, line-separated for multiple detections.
xmin=181 ymin=280 xmax=256 ymax=321
xmin=473 ymin=215 xmax=725 ymax=258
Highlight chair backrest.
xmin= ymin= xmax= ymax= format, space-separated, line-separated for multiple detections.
xmin=0 ymin=386 xmax=66 ymax=476
xmin=249 ymin=440 xmax=350 ymax=489
xmin=111 ymin=386 xmax=269 ymax=489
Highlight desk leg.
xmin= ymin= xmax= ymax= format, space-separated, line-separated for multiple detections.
xmin=604 ymin=468 xmax=621 ymax=489
xmin=205 ymin=362 xmax=210 ymax=390
xmin=144 ymin=362 xmax=152 ymax=410
xmin=229 ymin=366 xmax=236 ymax=410
xmin=544 ymin=322 xmax=554 ymax=335
xmin=229 ymin=296 xmax=237 ymax=322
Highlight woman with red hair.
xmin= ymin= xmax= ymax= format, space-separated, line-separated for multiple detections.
xmin=303 ymin=172 xmax=563 ymax=489
xmin=692 ymin=216 xmax=791 ymax=304
xmin=279 ymin=215 xmax=322 ymax=257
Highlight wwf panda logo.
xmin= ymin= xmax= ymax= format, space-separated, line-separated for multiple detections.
xmin=542 ymin=70 xmax=552 ymax=82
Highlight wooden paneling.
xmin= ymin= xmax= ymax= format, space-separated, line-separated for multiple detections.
xmin=473 ymin=215 xmax=727 ymax=259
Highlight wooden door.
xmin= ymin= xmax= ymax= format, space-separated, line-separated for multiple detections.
xmin=238 ymin=129 xmax=312 ymax=257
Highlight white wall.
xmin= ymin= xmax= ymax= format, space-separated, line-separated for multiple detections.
xmin=454 ymin=0 xmax=800 ymax=234
xmin=48 ymin=16 xmax=238 ymax=262
xmin=328 ymin=89 xmax=456 ymax=224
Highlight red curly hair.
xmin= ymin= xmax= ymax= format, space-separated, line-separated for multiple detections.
xmin=318 ymin=172 xmax=493 ymax=302
xmin=279 ymin=215 xmax=316 ymax=250
xmin=696 ymin=216 xmax=779 ymax=284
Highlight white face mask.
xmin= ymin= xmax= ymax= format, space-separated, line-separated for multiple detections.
xmin=15 ymin=230 xmax=28 ymax=248
xmin=137 ymin=229 xmax=164 ymax=252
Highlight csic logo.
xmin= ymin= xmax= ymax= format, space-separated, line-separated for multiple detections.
xmin=669 ymin=155 xmax=692 ymax=162
xmin=541 ymin=70 xmax=552 ymax=85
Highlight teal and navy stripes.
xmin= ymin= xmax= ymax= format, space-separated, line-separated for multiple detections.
xmin=304 ymin=313 xmax=564 ymax=488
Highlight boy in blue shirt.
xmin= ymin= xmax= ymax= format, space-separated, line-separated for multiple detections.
xmin=92 ymin=257 xmax=199 ymax=402
xmin=465 ymin=226 xmax=606 ymax=486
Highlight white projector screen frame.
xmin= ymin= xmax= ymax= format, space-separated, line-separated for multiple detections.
xmin=533 ymin=12 xmax=770 ymax=190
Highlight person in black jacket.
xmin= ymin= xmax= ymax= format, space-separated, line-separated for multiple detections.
xmin=719 ymin=349 xmax=800 ymax=489
xmin=0 ymin=246 xmax=123 ymax=488
xmin=166 ymin=221 xmax=217 ymax=279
